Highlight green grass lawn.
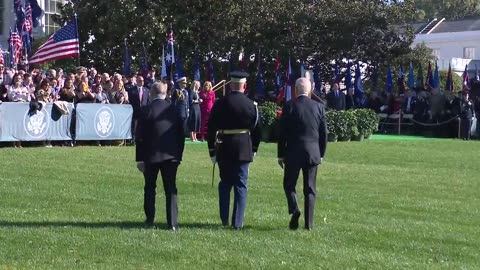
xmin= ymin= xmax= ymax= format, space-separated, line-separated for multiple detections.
xmin=1 ymin=139 xmax=479 ymax=269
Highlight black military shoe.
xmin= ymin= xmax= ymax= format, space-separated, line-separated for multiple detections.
xmin=289 ymin=211 xmax=301 ymax=230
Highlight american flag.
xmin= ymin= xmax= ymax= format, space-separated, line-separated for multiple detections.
xmin=0 ymin=49 xmax=5 ymax=65
xmin=24 ymin=2 xmax=33 ymax=34
xmin=9 ymin=31 xmax=22 ymax=65
xmin=29 ymin=20 xmax=79 ymax=65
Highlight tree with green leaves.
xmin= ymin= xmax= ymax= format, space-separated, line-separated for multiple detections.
xmin=47 ymin=0 xmax=419 ymax=89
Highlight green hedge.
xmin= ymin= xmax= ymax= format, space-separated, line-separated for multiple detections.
xmin=259 ymin=104 xmax=380 ymax=143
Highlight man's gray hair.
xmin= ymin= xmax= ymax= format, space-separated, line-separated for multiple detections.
xmin=150 ymin=82 xmax=168 ymax=99
xmin=295 ymin=77 xmax=312 ymax=96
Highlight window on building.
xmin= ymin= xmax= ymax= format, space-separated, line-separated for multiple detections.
xmin=44 ymin=0 xmax=62 ymax=35
xmin=0 ymin=1 xmax=4 ymax=36
xmin=464 ymin=47 xmax=475 ymax=59
xmin=432 ymin=48 xmax=441 ymax=60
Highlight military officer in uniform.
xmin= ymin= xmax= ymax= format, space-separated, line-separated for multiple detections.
xmin=172 ymin=77 xmax=190 ymax=131
xmin=278 ymin=78 xmax=328 ymax=230
xmin=207 ymin=71 xmax=261 ymax=230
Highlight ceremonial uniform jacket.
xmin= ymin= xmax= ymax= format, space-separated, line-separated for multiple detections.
xmin=207 ymin=91 xmax=261 ymax=162
xmin=172 ymin=88 xmax=189 ymax=119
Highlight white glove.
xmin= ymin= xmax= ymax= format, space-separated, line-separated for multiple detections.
xmin=136 ymin=162 xmax=145 ymax=173
xmin=211 ymin=156 xmax=217 ymax=164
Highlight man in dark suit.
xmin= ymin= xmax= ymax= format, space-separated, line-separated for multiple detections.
xmin=326 ymin=82 xmax=346 ymax=110
xmin=278 ymin=78 xmax=328 ymax=230
xmin=128 ymin=75 xmax=150 ymax=140
xmin=207 ymin=71 xmax=261 ymax=230
xmin=135 ymin=81 xmax=185 ymax=230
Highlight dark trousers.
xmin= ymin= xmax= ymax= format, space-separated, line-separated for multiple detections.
xmin=218 ymin=161 xmax=249 ymax=228
xmin=461 ymin=118 xmax=472 ymax=139
xmin=143 ymin=161 xmax=179 ymax=227
xmin=283 ymin=163 xmax=318 ymax=229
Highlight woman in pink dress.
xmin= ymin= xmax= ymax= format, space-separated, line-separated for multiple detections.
xmin=199 ymin=81 xmax=215 ymax=141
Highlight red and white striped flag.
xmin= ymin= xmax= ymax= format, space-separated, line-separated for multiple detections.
xmin=29 ymin=20 xmax=79 ymax=65
xmin=9 ymin=32 xmax=22 ymax=65
xmin=0 ymin=49 xmax=5 ymax=65
xmin=24 ymin=2 xmax=33 ymax=34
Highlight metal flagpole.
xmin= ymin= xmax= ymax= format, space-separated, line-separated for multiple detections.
xmin=74 ymin=13 xmax=80 ymax=66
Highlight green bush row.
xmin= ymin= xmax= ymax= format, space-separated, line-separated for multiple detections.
xmin=258 ymin=101 xmax=380 ymax=142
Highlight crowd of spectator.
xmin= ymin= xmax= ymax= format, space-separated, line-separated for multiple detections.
xmin=0 ymin=63 xmax=218 ymax=146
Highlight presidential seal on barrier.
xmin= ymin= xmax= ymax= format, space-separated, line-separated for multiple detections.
xmin=24 ymin=108 xmax=50 ymax=139
xmin=94 ymin=106 xmax=115 ymax=138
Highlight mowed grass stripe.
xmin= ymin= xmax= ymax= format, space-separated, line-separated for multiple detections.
xmin=0 ymin=139 xmax=479 ymax=269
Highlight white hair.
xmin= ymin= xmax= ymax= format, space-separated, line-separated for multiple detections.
xmin=295 ymin=78 xmax=312 ymax=96
xmin=150 ymin=82 xmax=168 ymax=99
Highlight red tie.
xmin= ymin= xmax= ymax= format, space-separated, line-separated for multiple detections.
xmin=139 ymin=87 xmax=143 ymax=103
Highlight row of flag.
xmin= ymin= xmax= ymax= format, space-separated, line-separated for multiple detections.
xmin=5 ymin=0 xmax=43 ymax=68
xmin=124 ymin=26 xmax=216 ymax=86
xmin=386 ymin=61 xmax=478 ymax=94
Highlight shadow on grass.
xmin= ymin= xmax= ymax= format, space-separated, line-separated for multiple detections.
xmin=0 ymin=220 xmax=277 ymax=231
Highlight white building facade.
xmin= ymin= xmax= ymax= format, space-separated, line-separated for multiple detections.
xmin=0 ymin=0 xmax=65 ymax=50
xmin=412 ymin=18 xmax=480 ymax=76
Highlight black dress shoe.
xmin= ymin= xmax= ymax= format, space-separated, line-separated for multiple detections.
xmin=233 ymin=226 xmax=242 ymax=231
xmin=305 ymin=226 xmax=312 ymax=231
xmin=144 ymin=221 xmax=154 ymax=229
xmin=289 ymin=211 xmax=301 ymax=230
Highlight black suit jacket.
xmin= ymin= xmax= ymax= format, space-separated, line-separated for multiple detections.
xmin=207 ymin=91 xmax=261 ymax=162
xmin=326 ymin=90 xmax=346 ymax=111
xmin=278 ymin=95 xmax=328 ymax=166
xmin=402 ymin=96 xmax=417 ymax=114
xmin=128 ymin=85 xmax=150 ymax=116
xmin=345 ymin=95 xmax=356 ymax=110
xmin=135 ymin=99 xmax=185 ymax=163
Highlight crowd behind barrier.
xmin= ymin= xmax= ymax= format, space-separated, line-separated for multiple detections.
xmin=1 ymin=64 xmax=479 ymax=147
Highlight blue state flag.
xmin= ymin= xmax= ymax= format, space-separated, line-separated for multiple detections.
xmin=433 ymin=62 xmax=440 ymax=89
xmin=174 ymin=49 xmax=184 ymax=88
xmin=385 ymin=64 xmax=393 ymax=93
xmin=345 ymin=61 xmax=352 ymax=89
xmin=140 ymin=43 xmax=148 ymax=79
xmin=417 ymin=64 xmax=424 ymax=89
xmin=193 ymin=53 xmax=201 ymax=82
xmin=313 ymin=66 xmax=322 ymax=94
xmin=334 ymin=63 xmax=340 ymax=83
xmin=407 ymin=62 xmax=415 ymax=89
xmin=354 ymin=63 xmax=366 ymax=107
xmin=123 ymin=39 xmax=131 ymax=76
xmin=256 ymin=56 xmax=265 ymax=96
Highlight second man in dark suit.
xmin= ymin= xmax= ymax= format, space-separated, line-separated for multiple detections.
xmin=326 ymin=82 xmax=346 ymax=111
xmin=278 ymin=78 xmax=328 ymax=230
xmin=135 ymin=82 xmax=185 ymax=230
xmin=128 ymin=75 xmax=150 ymax=140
